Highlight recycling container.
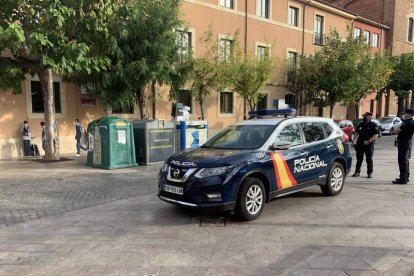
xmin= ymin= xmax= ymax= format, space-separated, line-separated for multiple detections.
xmin=86 ymin=116 xmax=137 ymax=169
xmin=131 ymin=120 xmax=175 ymax=165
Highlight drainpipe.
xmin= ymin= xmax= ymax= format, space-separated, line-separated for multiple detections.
xmin=243 ymin=0 xmax=248 ymax=119
xmin=301 ymin=0 xmax=312 ymax=55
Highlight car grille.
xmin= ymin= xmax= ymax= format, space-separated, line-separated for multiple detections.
xmin=166 ymin=166 xmax=197 ymax=183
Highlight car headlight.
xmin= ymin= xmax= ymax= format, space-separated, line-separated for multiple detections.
xmin=195 ymin=166 xmax=234 ymax=178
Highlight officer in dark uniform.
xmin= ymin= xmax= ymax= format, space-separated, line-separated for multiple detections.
xmin=352 ymin=112 xmax=380 ymax=178
xmin=392 ymin=109 xmax=414 ymax=184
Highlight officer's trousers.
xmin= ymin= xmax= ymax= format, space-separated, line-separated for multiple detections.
xmin=355 ymin=144 xmax=374 ymax=174
xmin=397 ymin=140 xmax=412 ymax=181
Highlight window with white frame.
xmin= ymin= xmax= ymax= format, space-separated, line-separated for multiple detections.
xmin=177 ymin=30 xmax=192 ymax=58
xmin=372 ymin=33 xmax=379 ymax=48
xmin=257 ymin=0 xmax=270 ymax=19
xmin=289 ymin=6 xmax=299 ymax=27
xmin=314 ymin=15 xmax=324 ymax=45
xmin=31 ymin=81 xmax=62 ymax=113
xmin=363 ymin=30 xmax=370 ymax=45
xmin=287 ymin=51 xmax=298 ymax=70
xmin=257 ymin=45 xmax=269 ymax=60
xmin=408 ymin=17 xmax=414 ymax=42
xmin=219 ymin=38 xmax=232 ymax=62
xmin=354 ymin=27 xmax=361 ymax=38
xmin=220 ymin=92 xmax=234 ymax=114
xmin=220 ymin=0 xmax=234 ymax=9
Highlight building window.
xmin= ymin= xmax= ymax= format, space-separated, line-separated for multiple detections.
xmin=256 ymin=94 xmax=267 ymax=110
xmin=220 ymin=0 xmax=234 ymax=9
xmin=363 ymin=30 xmax=370 ymax=45
xmin=176 ymin=90 xmax=192 ymax=113
xmin=287 ymin=51 xmax=298 ymax=70
xmin=370 ymin=100 xmax=375 ymax=114
xmin=177 ymin=30 xmax=192 ymax=58
xmin=219 ymin=38 xmax=232 ymax=62
xmin=354 ymin=27 xmax=361 ymax=38
xmin=220 ymin=92 xmax=234 ymax=114
xmin=257 ymin=45 xmax=269 ymax=60
xmin=314 ymin=15 xmax=324 ymax=45
xmin=112 ymin=104 xmax=134 ymax=114
xmin=289 ymin=6 xmax=299 ymax=27
xmin=31 ymin=81 xmax=61 ymax=113
xmin=257 ymin=0 xmax=270 ymax=19
xmin=408 ymin=17 xmax=414 ymax=42
xmin=372 ymin=33 xmax=379 ymax=48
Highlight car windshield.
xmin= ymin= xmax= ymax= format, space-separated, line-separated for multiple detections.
xmin=202 ymin=125 xmax=276 ymax=150
xmin=378 ymin=117 xmax=393 ymax=124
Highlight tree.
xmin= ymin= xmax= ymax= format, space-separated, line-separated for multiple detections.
xmin=388 ymin=53 xmax=414 ymax=113
xmin=0 ymin=0 xmax=114 ymax=160
xmin=343 ymin=53 xmax=393 ymax=118
xmin=183 ymin=28 xmax=226 ymax=120
xmin=225 ymin=41 xmax=276 ymax=112
xmin=71 ymin=0 xmax=183 ymax=119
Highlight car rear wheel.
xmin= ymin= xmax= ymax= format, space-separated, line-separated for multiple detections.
xmin=321 ymin=162 xmax=345 ymax=196
xmin=235 ymin=177 xmax=265 ymax=221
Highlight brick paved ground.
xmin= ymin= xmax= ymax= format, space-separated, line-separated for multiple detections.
xmin=0 ymin=136 xmax=413 ymax=275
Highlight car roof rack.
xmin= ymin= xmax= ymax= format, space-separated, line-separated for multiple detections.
xmin=248 ymin=108 xmax=297 ymax=119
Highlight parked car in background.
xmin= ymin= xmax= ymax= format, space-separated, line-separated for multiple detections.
xmin=338 ymin=120 xmax=355 ymax=141
xmin=378 ymin=116 xmax=402 ymax=135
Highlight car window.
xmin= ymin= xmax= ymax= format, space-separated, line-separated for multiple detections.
xmin=302 ymin=122 xmax=325 ymax=143
xmin=275 ymin=124 xmax=302 ymax=146
xmin=322 ymin=123 xmax=333 ymax=136
xmin=339 ymin=122 xmax=347 ymax=128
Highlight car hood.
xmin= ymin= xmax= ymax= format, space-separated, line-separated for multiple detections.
xmin=382 ymin=123 xmax=392 ymax=129
xmin=167 ymin=147 xmax=254 ymax=168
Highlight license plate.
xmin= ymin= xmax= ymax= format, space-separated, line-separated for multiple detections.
xmin=164 ymin=184 xmax=183 ymax=195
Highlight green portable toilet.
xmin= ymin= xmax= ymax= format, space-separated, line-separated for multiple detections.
xmin=86 ymin=116 xmax=137 ymax=169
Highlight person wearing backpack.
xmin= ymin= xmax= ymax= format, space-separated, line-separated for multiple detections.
xmin=74 ymin=119 xmax=87 ymax=157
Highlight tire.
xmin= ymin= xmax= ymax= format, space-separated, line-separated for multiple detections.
xmin=320 ymin=162 xmax=345 ymax=196
xmin=235 ymin=177 xmax=265 ymax=221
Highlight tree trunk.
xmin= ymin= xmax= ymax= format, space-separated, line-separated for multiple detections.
xmin=354 ymin=102 xmax=360 ymax=119
xmin=137 ymin=87 xmax=146 ymax=119
xmin=199 ymin=99 xmax=205 ymax=120
xmin=38 ymin=68 xmax=60 ymax=160
xmin=151 ymin=80 xmax=156 ymax=119
xmin=397 ymin=95 xmax=404 ymax=116
xmin=329 ymin=104 xmax=334 ymax=118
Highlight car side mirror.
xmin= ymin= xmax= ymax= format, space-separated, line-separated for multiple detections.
xmin=271 ymin=141 xmax=292 ymax=150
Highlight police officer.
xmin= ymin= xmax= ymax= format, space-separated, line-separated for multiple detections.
xmin=392 ymin=109 xmax=414 ymax=184
xmin=352 ymin=112 xmax=380 ymax=178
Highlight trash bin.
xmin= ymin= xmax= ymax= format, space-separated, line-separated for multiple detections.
xmin=86 ymin=116 xmax=137 ymax=169
xmin=86 ymin=119 xmax=98 ymax=167
xmin=131 ymin=120 xmax=175 ymax=165
xmin=174 ymin=120 xmax=208 ymax=151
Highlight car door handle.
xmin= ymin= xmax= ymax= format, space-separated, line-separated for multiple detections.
xmin=299 ymin=151 xmax=309 ymax=157
xmin=326 ymin=145 xmax=334 ymax=149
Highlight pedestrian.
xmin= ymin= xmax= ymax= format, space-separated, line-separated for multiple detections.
xmin=22 ymin=120 xmax=31 ymax=157
xmin=40 ymin=122 xmax=47 ymax=154
xmin=352 ymin=112 xmax=380 ymax=178
xmin=74 ymin=119 xmax=87 ymax=157
xmin=392 ymin=109 xmax=414 ymax=184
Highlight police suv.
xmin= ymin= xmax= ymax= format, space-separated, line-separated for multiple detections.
xmin=158 ymin=109 xmax=352 ymax=221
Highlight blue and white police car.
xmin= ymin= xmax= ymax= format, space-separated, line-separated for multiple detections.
xmin=158 ymin=109 xmax=352 ymax=221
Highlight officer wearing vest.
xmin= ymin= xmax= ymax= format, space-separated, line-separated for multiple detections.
xmin=352 ymin=112 xmax=380 ymax=178
xmin=392 ymin=109 xmax=414 ymax=184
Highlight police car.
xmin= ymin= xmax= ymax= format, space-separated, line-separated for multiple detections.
xmin=158 ymin=109 xmax=352 ymax=221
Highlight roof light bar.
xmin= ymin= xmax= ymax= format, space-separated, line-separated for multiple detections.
xmin=248 ymin=108 xmax=297 ymax=118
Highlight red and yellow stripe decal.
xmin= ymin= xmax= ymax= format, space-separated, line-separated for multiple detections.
xmin=270 ymin=151 xmax=297 ymax=190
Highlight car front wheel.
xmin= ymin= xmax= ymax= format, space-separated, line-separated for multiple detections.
xmin=235 ymin=177 xmax=265 ymax=221
xmin=321 ymin=162 xmax=345 ymax=196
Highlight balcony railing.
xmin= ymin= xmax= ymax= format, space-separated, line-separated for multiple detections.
xmin=314 ymin=32 xmax=325 ymax=46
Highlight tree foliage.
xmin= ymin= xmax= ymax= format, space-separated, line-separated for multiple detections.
xmin=388 ymin=53 xmax=414 ymax=112
xmin=0 ymin=0 xmax=114 ymax=160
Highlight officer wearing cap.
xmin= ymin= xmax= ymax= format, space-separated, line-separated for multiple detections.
xmin=352 ymin=112 xmax=380 ymax=178
xmin=392 ymin=109 xmax=414 ymax=184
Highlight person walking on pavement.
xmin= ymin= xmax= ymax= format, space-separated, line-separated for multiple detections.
xmin=22 ymin=120 xmax=31 ymax=157
xmin=392 ymin=109 xmax=414 ymax=184
xmin=40 ymin=122 xmax=47 ymax=155
xmin=352 ymin=112 xmax=380 ymax=178
xmin=74 ymin=119 xmax=87 ymax=157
